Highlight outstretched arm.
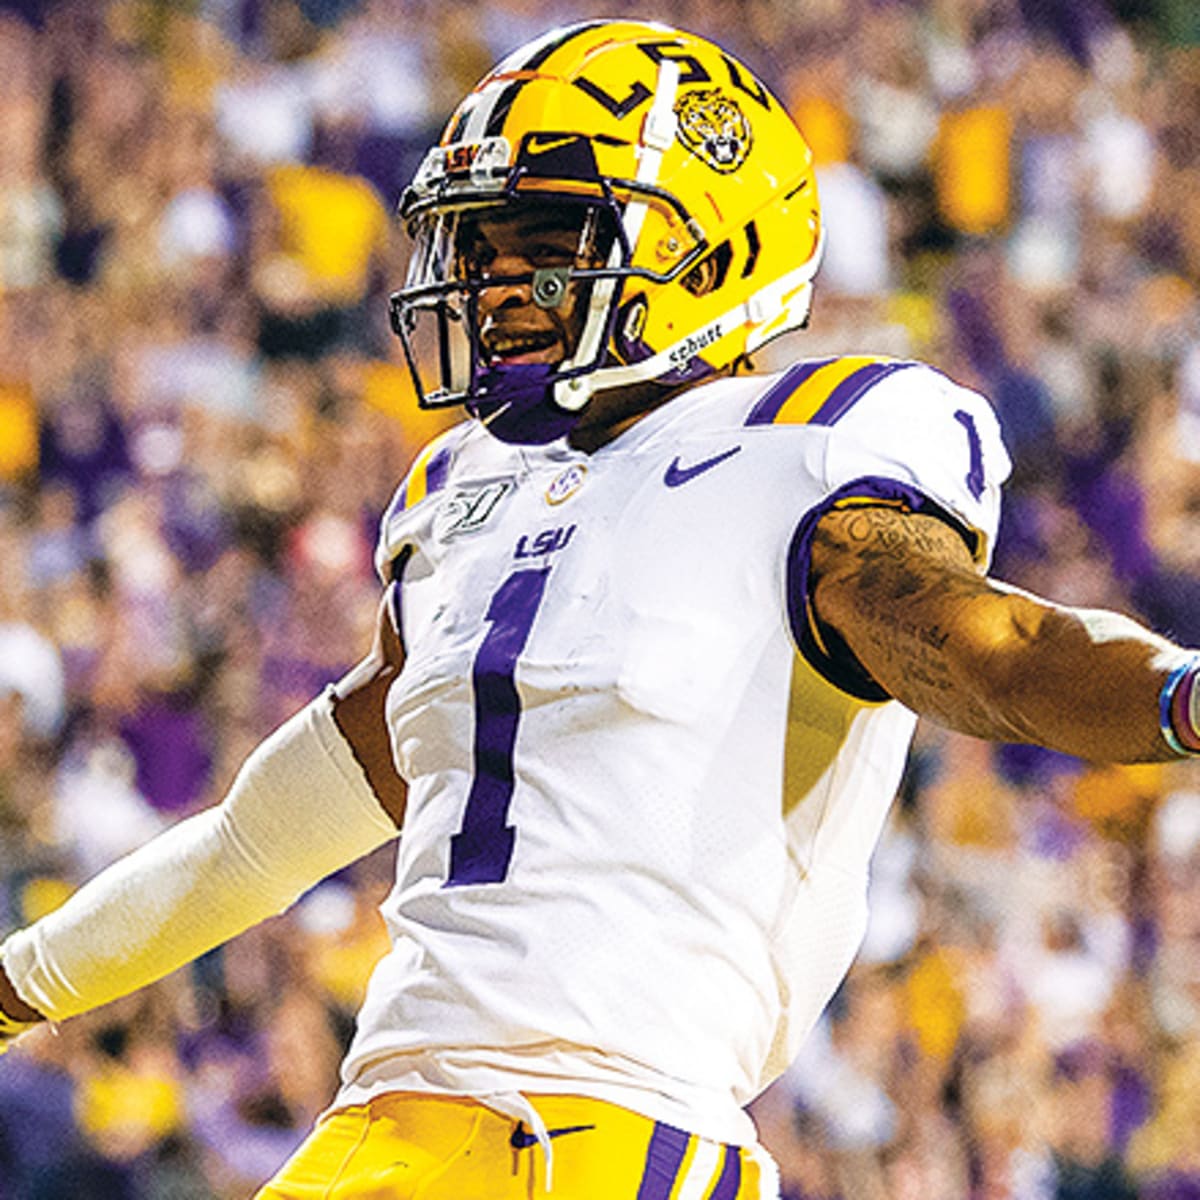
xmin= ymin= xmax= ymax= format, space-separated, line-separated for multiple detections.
xmin=810 ymin=505 xmax=1196 ymax=763
xmin=0 ymin=590 xmax=408 ymax=1035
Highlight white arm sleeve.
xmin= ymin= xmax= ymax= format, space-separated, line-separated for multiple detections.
xmin=0 ymin=689 xmax=398 ymax=1022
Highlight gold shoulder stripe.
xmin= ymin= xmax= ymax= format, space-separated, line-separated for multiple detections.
xmin=771 ymin=356 xmax=896 ymax=426
xmin=402 ymin=434 xmax=455 ymax=511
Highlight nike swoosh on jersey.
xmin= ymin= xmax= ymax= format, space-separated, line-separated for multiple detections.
xmin=509 ymin=1122 xmax=597 ymax=1150
xmin=663 ymin=446 xmax=741 ymax=487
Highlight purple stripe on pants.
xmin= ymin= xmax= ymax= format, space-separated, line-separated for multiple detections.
xmin=808 ymin=360 xmax=915 ymax=427
xmin=743 ymin=358 xmax=834 ymax=425
xmin=709 ymin=1144 xmax=742 ymax=1199
xmin=635 ymin=1122 xmax=690 ymax=1200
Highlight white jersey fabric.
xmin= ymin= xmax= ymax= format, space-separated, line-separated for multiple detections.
xmin=336 ymin=356 xmax=1010 ymax=1144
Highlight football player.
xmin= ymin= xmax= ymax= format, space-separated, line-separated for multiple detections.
xmin=2 ymin=20 xmax=1198 ymax=1199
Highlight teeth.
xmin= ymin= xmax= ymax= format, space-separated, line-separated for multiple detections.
xmin=489 ymin=333 xmax=556 ymax=356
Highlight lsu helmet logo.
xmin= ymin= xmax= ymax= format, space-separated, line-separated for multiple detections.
xmin=674 ymin=88 xmax=752 ymax=173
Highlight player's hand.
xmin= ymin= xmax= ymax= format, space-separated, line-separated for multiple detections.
xmin=0 ymin=1009 xmax=39 ymax=1055
xmin=0 ymin=960 xmax=44 ymax=1054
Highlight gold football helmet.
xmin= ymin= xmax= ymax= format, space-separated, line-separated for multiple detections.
xmin=389 ymin=20 xmax=823 ymax=442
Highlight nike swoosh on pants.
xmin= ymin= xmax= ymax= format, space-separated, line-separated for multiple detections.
xmin=509 ymin=1122 xmax=596 ymax=1150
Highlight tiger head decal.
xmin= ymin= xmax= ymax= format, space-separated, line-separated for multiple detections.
xmin=674 ymin=88 xmax=752 ymax=174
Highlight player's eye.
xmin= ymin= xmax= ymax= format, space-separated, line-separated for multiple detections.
xmin=526 ymin=240 xmax=576 ymax=267
xmin=458 ymin=242 xmax=495 ymax=278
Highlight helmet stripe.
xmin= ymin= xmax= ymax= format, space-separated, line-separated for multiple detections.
xmin=488 ymin=19 xmax=604 ymax=75
xmin=473 ymin=21 xmax=610 ymax=142
xmin=460 ymin=80 xmax=510 ymax=143
xmin=521 ymin=19 xmax=607 ymax=70
xmin=446 ymin=107 xmax=471 ymax=143
xmin=484 ymin=81 xmax=523 ymax=136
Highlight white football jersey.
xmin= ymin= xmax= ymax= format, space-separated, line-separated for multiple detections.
xmin=336 ymin=356 xmax=1010 ymax=1144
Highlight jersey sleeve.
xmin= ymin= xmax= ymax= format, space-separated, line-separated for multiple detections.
xmin=786 ymin=363 xmax=1011 ymax=702
xmin=821 ymin=363 xmax=1010 ymax=564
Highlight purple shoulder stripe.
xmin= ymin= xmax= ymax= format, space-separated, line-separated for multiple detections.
xmin=808 ymin=360 xmax=917 ymax=427
xmin=636 ymin=1122 xmax=690 ymax=1200
xmin=425 ymin=446 xmax=452 ymax=496
xmin=744 ymin=359 xmax=834 ymax=426
xmin=381 ymin=482 xmax=408 ymax=528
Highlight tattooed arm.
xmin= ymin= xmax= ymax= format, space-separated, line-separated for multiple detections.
xmin=809 ymin=504 xmax=1187 ymax=762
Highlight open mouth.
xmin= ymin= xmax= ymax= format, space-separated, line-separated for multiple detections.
xmin=483 ymin=329 xmax=563 ymax=366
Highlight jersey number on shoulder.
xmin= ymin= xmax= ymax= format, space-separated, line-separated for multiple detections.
xmin=446 ymin=567 xmax=549 ymax=887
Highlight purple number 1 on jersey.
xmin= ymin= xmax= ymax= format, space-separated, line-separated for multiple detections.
xmin=446 ymin=567 xmax=550 ymax=886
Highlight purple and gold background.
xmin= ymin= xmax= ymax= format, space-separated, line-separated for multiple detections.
xmin=1 ymin=1 xmax=1200 ymax=1196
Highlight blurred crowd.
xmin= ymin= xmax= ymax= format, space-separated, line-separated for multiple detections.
xmin=0 ymin=0 xmax=1199 ymax=1197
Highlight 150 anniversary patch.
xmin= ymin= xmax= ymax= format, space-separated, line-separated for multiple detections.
xmin=674 ymin=88 xmax=752 ymax=173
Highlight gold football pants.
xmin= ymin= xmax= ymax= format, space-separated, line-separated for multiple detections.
xmin=256 ymin=1091 xmax=770 ymax=1199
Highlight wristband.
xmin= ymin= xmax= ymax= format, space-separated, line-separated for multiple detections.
xmin=1160 ymin=656 xmax=1200 ymax=757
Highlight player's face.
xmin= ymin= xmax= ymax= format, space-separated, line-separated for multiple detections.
xmin=456 ymin=207 xmax=605 ymax=367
